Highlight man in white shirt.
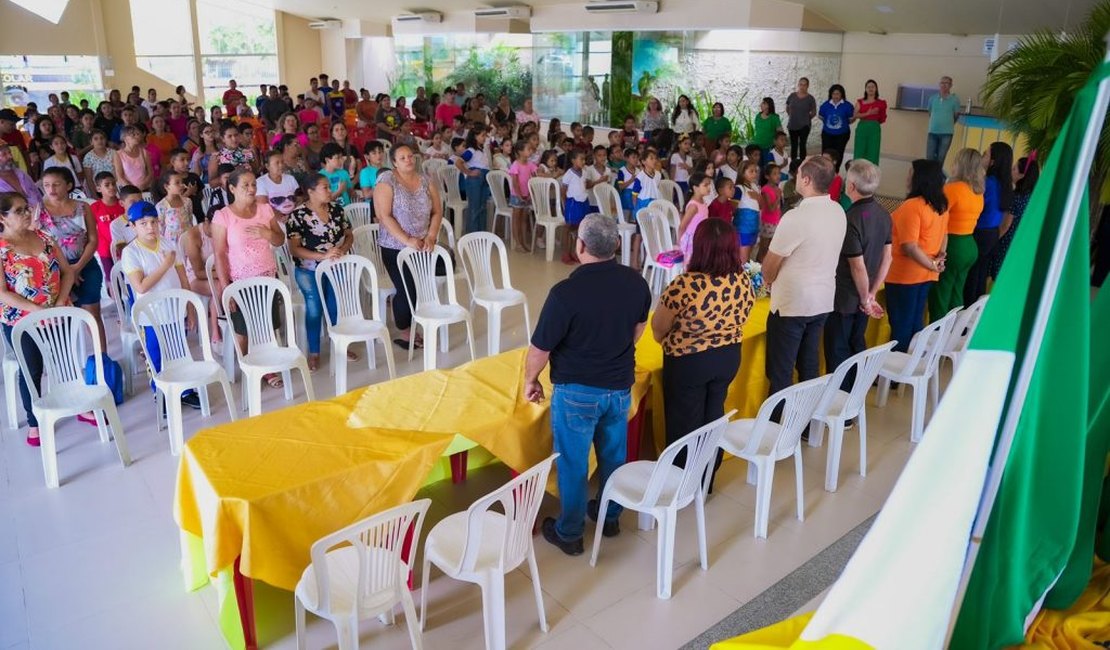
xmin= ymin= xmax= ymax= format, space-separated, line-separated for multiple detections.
xmin=762 ymin=155 xmax=847 ymax=399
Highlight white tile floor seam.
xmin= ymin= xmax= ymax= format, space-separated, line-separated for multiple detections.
xmin=0 ymin=248 xmax=926 ymax=649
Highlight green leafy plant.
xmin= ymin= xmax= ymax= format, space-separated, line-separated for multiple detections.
xmin=443 ymin=44 xmax=533 ymax=107
xmin=981 ymin=0 xmax=1110 ymax=196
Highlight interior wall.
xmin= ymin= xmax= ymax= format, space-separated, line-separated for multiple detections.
xmin=319 ymin=28 xmax=348 ymax=82
xmin=0 ymin=0 xmax=99 ymax=54
xmin=838 ymin=31 xmax=1021 ymax=194
xmin=278 ymin=12 xmax=323 ymax=92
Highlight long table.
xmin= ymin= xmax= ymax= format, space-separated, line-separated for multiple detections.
xmin=174 ymin=296 xmax=889 ymax=648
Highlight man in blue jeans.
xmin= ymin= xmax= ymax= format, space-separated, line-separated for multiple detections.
xmin=925 ymin=76 xmax=961 ymax=163
xmin=524 ymin=214 xmax=652 ymax=555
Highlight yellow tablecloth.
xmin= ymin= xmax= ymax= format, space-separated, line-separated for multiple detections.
xmin=635 ymin=297 xmax=890 ymax=453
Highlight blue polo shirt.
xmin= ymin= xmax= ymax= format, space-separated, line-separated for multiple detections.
xmin=531 ymin=259 xmax=651 ymax=390
xmin=819 ymin=100 xmax=854 ymax=135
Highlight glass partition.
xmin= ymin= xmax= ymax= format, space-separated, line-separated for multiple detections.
xmin=532 ymin=32 xmax=612 ymax=125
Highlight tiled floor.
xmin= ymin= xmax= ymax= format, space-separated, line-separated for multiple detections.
xmin=0 ymin=248 xmax=921 ymax=650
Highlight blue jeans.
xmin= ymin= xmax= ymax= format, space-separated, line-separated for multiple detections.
xmin=143 ymin=324 xmax=195 ymax=398
xmin=462 ymin=170 xmax=490 ymax=235
xmin=294 ymin=267 xmax=337 ymax=355
xmin=550 ymin=383 xmax=630 ymax=541
xmin=885 ymin=282 xmax=933 ymax=353
xmin=926 ymin=133 xmax=953 ymax=163
xmin=3 ymin=324 xmax=42 ymax=428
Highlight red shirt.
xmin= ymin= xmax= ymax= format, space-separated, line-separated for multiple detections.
xmin=222 ymin=88 xmax=245 ymax=113
xmin=707 ymin=198 xmax=734 ymax=221
xmin=435 ymin=103 xmax=462 ymax=128
xmin=342 ymin=89 xmax=358 ymax=107
xmin=857 ymin=98 xmax=888 ymax=124
xmin=89 ymin=199 xmax=124 ymax=258
xmin=829 ymin=175 xmax=844 ymax=201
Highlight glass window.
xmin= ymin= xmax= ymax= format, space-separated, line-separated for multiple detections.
xmin=196 ymin=0 xmax=278 ymax=106
xmin=533 ymin=32 xmax=611 ymax=125
xmin=1 ymin=55 xmax=104 ymax=109
xmin=129 ymin=0 xmax=196 ymax=94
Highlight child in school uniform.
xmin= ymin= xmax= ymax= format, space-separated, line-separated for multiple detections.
xmin=583 ymin=145 xmax=613 ymax=211
xmin=111 ymin=185 xmax=143 ymax=262
xmin=561 ymin=150 xmax=593 ymax=265
xmin=617 ymin=148 xmax=640 ymax=215
xmin=631 ymin=151 xmax=663 ymax=219
xmin=669 ymin=134 xmax=694 ymax=196
xmin=119 ymin=200 xmax=200 ymax=409
xmin=735 ymin=160 xmax=762 ymax=263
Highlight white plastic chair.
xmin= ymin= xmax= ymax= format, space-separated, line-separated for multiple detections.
xmin=593 ymin=184 xmax=635 ymax=267
xmin=589 ymin=414 xmax=733 ymax=599
xmin=315 ymin=257 xmax=396 ymax=395
xmin=222 ymin=277 xmax=315 ymax=417
xmin=941 ymin=295 xmax=988 ymax=372
xmin=528 ymin=177 xmax=566 ymax=263
xmin=876 ymin=309 xmax=960 ymax=443
xmin=131 ymin=289 xmax=237 ymax=455
xmin=273 ymin=245 xmax=310 ymax=353
xmin=376 ymin=138 xmax=394 ymax=169
xmin=657 ymin=179 xmax=684 ymax=211
xmin=12 ymin=307 xmax=131 ymax=488
xmin=436 ymin=166 xmax=468 ymax=244
xmin=457 ymin=233 xmax=531 ymax=356
xmin=1 ymin=333 xmax=21 ymax=430
xmin=351 ymin=225 xmax=398 ymax=318
xmin=420 ymin=455 xmax=557 ymax=650
xmin=485 ymin=170 xmax=514 ymax=249
xmin=205 ymin=255 xmax=238 ymax=382
xmin=397 ymin=245 xmax=476 ymax=371
xmin=343 ymin=202 xmax=374 ymax=231
xmin=807 ymin=341 xmax=897 ymax=492
xmin=109 ymin=264 xmax=142 ymax=396
xmin=421 ymin=158 xmax=447 ymax=177
xmin=295 ymin=499 xmax=431 ymax=650
xmin=718 ymin=377 xmax=829 ymax=538
xmin=638 ymin=206 xmax=682 ymax=298
xmin=648 ymin=198 xmax=681 ymax=240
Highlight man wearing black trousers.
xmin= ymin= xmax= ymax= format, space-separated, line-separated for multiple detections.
xmin=763 ymin=155 xmax=846 ymax=404
xmin=825 ymin=159 xmax=892 ymax=387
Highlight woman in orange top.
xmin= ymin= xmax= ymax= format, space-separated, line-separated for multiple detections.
xmin=929 ymin=148 xmax=984 ymax=319
xmin=886 ymin=159 xmax=948 ymax=352
xmin=147 ymin=114 xmax=178 ymax=170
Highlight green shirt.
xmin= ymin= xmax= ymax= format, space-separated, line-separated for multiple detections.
xmin=752 ymin=113 xmax=782 ymax=149
xmin=927 ymin=93 xmax=961 ymax=135
xmin=702 ymin=116 xmax=733 ymax=143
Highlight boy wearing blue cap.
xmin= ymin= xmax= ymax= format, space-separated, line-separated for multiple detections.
xmin=120 ymin=200 xmax=200 ymax=409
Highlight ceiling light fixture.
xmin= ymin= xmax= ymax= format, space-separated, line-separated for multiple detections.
xmin=875 ymin=5 xmax=894 ymax=13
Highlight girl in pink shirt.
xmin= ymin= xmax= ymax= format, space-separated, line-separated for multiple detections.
xmin=507 ymin=141 xmax=537 ymax=252
xmin=757 ymin=163 xmax=784 ymax=262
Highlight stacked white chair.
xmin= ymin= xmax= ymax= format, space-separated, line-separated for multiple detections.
xmin=351 ymin=225 xmax=397 ymax=318
xmin=12 ymin=307 xmax=131 ymax=488
xmin=421 ymin=454 xmax=557 ymax=650
xmin=940 ymin=295 xmax=989 ymax=371
xmin=485 ymin=170 xmax=515 ymax=248
xmin=376 ymin=138 xmax=393 ymax=168
xmin=295 ymin=499 xmax=431 ymax=650
xmin=528 ymin=177 xmax=566 ymax=262
xmin=222 ymin=277 xmax=315 ymax=417
xmin=131 ymin=289 xmax=237 ymax=455
xmin=436 ymin=166 xmax=468 ymax=243
xmin=421 ymin=158 xmax=447 ymax=178
xmin=2 ymin=333 xmax=21 ymax=430
xmin=593 ymin=183 xmax=635 ymax=267
xmin=648 ymin=198 xmax=681 ymax=241
xmin=457 ymin=233 xmax=531 ymax=355
xmin=108 ymin=264 xmax=142 ymax=396
xmin=343 ymin=202 xmax=374 ymax=231
xmin=397 ymin=245 xmax=476 ymax=371
xmin=807 ymin=341 xmax=897 ymax=492
xmin=272 ymin=245 xmax=309 ymax=353
xmin=876 ymin=309 xmax=960 ymax=443
xmin=315 ymin=257 xmax=396 ymax=396
xmin=718 ymin=377 xmax=830 ymax=538
xmin=590 ymin=414 xmax=733 ymax=599
xmin=205 ymin=255 xmax=238 ymax=382
xmin=638 ymin=206 xmax=682 ymax=298
xmin=657 ymin=179 xmax=684 ymax=211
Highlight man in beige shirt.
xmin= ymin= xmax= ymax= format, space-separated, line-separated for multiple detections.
xmin=762 ymin=155 xmax=847 ymax=398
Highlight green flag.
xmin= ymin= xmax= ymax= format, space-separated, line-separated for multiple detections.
xmin=950 ymin=60 xmax=1110 ymax=648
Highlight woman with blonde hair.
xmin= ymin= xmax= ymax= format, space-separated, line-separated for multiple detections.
xmin=928 ymin=147 xmax=984 ymax=318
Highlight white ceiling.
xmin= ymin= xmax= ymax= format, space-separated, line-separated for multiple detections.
xmin=272 ymin=0 xmax=1099 ymax=34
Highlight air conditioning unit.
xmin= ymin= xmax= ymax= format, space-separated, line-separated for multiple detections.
xmin=307 ymin=19 xmax=342 ymax=29
xmin=474 ymin=6 xmax=531 ymax=18
xmin=583 ymin=1 xmax=658 ymax=14
xmin=393 ymin=12 xmax=443 ymax=23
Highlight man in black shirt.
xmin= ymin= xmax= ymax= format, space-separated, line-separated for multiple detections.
xmin=825 ymin=159 xmax=892 ymax=386
xmin=525 ymin=214 xmax=652 ymax=555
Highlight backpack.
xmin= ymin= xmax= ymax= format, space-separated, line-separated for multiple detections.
xmin=85 ymin=353 xmax=125 ymax=406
